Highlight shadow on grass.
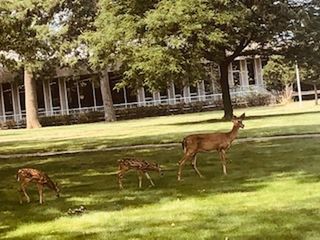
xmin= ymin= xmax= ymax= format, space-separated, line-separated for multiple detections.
xmin=1 ymin=138 xmax=320 ymax=239
xmin=1 ymin=123 xmax=320 ymax=157
xmin=164 ymin=111 xmax=320 ymax=126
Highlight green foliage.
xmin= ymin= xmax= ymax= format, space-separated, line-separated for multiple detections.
xmin=84 ymin=0 xmax=296 ymax=94
xmin=263 ymin=56 xmax=296 ymax=91
xmin=0 ymin=0 xmax=97 ymax=74
xmin=286 ymin=0 xmax=320 ymax=84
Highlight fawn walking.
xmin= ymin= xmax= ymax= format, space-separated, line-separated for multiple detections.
xmin=16 ymin=168 xmax=60 ymax=204
xmin=117 ymin=157 xmax=163 ymax=189
xmin=178 ymin=113 xmax=245 ymax=181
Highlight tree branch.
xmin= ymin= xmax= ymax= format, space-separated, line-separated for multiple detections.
xmin=225 ymin=35 xmax=251 ymax=63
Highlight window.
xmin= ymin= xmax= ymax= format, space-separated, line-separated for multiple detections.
xmin=232 ymin=61 xmax=241 ymax=86
xmin=79 ymin=79 xmax=94 ymax=108
xmin=50 ymin=80 xmax=60 ymax=108
xmin=66 ymin=79 xmax=79 ymax=109
xmin=247 ymin=59 xmax=255 ymax=85
xmin=2 ymin=83 xmax=13 ymax=113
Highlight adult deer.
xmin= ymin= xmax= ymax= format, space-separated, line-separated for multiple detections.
xmin=16 ymin=168 xmax=60 ymax=204
xmin=177 ymin=113 xmax=245 ymax=181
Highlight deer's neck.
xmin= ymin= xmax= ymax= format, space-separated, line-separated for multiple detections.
xmin=227 ymin=125 xmax=240 ymax=142
xmin=46 ymin=178 xmax=57 ymax=192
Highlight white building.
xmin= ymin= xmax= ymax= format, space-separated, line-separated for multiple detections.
xmin=0 ymin=56 xmax=266 ymax=122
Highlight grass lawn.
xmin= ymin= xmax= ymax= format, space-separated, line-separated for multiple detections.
xmin=1 ymin=138 xmax=320 ymax=239
xmin=0 ymin=101 xmax=320 ymax=155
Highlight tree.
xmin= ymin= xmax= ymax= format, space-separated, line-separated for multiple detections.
xmin=0 ymin=0 xmax=102 ymax=127
xmin=85 ymin=0 xmax=296 ymax=119
xmin=284 ymin=0 xmax=320 ymax=104
xmin=263 ymin=56 xmax=296 ymax=103
xmin=0 ymin=1 xmax=60 ymax=128
xmin=289 ymin=1 xmax=320 ymax=79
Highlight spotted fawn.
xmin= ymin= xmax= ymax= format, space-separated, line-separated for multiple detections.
xmin=16 ymin=168 xmax=60 ymax=204
xmin=117 ymin=157 xmax=163 ymax=189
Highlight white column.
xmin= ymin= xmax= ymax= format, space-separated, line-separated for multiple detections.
xmin=137 ymin=87 xmax=146 ymax=106
xmin=295 ymin=61 xmax=302 ymax=104
xmin=197 ymin=80 xmax=206 ymax=101
xmin=76 ymin=80 xmax=81 ymax=110
xmin=92 ymin=81 xmax=97 ymax=110
xmin=58 ymin=78 xmax=69 ymax=115
xmin=43 ymin=79 xmax=53 ymax=116
xmin=123 ymin=87 xmax=128 ymax=108
xmin=11 ymin=82 xmax=21 ymax=121
xmin=240 ymin=59 xmax=249 ymax=87
xmin=209 ymin=64 xmax=218 ymax=93
xmin=183 ymin=82 xmax=191 ymax=103
xmin=152 ymin=91 xmax=161 ymax=105
xmin=228 ymin=63 xmax=234 ymax=87
xmin=0 ymin=84 xmax=5 ymax=122
xmin=167 ymin=81 xmax=176 ymax=105
xmin=254 ymin=57 xmax=263 ymax=86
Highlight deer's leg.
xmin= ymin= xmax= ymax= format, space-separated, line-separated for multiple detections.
xmin=117 ymin=169 xmax=126 ymax=190
xmin=219 ymin=149 xmax=228 ymax=175
xmin=37 ymin=183 xmax=44 ymax=204
xmin=191 ymin=154 xmax=204 ymax=179
xmin=20 ymin=182 xmax=30 ymax=203
xmin=145 ymin=172 xmax=155 ymax=187
xmin=178 ymin=153 xmax=192 ymax=181
xmin=137 ymin=171 xmax=143 ymax=188
xmin=18 ymin=187 xmax=24 ymax=204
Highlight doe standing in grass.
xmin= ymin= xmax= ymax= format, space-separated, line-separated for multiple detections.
xmin=16 ymin=168 xmax=60 ymax=204
xmin=117 ymin=157 xmax=163 ymax=189
xmin=178 ymin=113 xmax=245 ymax=181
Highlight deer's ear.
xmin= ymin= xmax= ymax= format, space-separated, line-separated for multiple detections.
xmin=232 ymin=115 xmax=237 ymax=119
xmin=240 ymin=113 xmax=245 ymax=119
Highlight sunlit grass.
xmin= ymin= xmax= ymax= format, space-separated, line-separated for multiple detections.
xmin=0 ymin=101 xmax=319 ymax=155
xmin=1 ymin=138 xmax=320 ymax=239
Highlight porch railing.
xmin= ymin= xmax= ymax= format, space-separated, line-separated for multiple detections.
xmin=0 ymin=85 xmax=267 ymax=123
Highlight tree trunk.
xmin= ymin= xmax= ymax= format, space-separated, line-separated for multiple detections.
xmin=100 ymin=70 xmax=116 ymax=122
xmin=24 ymin=68 xmax=41 ymax=129
xmin=314 ymin=84 xmax=318 ymax=105
xmin=219 ymin=63 xmax=233 ymax=120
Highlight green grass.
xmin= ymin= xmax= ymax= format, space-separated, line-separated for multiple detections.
xmin=1 ymin=138 xmax=320 ymax=239
xmin=0 ymin=101 xmax=320 ymax=155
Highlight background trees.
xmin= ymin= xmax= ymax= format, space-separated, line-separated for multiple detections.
xmin=0 ymin=0 xmax=102 ymax=127
xmin=0 ymin=1 xmax=60 ymax=128
xmin=1 ymin=0 xmax=319 ymax=127
xmin=84 ymin=0 xmax=297 ymax=119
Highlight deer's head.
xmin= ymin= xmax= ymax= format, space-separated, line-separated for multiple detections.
xmin=157 ymin=164 xmax=164 ymax=176
xmin=232 ymin=113 xmax=245 ymax=129
xmin=53 ymin=182 xmax=60 ymax=197
xmin=150 ymin=162 xmax=164 ymax=176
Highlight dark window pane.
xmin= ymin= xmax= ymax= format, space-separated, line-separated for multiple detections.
xmin=247 ymin=59 xmax=255 ymax=85
xmin=79 ymin=80 xmax=94 ymax=108
xmin=50 ymin=80 xmax=60 ymax=108
xmin=3 ymin=83 xmax=13 ymax=113
xmin=233 ymin=72 xmax=241 ymax=86
xmin=66 ymin=79 xmax=79 ymax=109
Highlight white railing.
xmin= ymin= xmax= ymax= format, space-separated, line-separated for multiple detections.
xmin=0 ymin=85 xmax=268 ymax=123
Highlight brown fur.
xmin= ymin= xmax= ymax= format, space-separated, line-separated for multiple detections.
xmin=178 ymin=113 xmax=245 ymax=180
xmin=16 ymin=168 xmax=60 ymax=204
xmin=117 ymin=157 xmax=162 ymax=189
